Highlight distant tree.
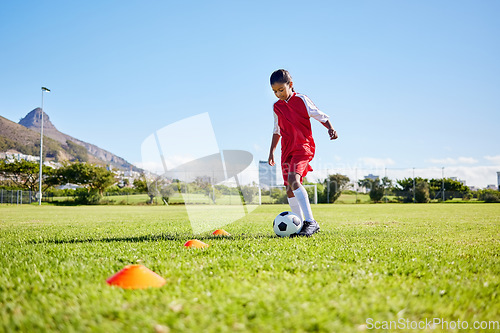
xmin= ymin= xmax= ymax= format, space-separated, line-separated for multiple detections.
xmin=381 ymin=176 xmax=392 ymax=189
xmin=239 ymin=185 xmax=258 ymax=204
xmin=478 ymin=189 xmax=500 ymax=203
xmin=395 ymin=177 xmax=428 ymax=203
xmin=215 ymin=184 xmax=235 ymax=196
xmin=415 ymin=180 xmax=430 ymax=203
xmin=0 ymin=159 xmax=54 ymax=192
xmin=133 ymin=176 xmax=148 ymax=192
xmin=49 ymin=162 xmax=116 ymax=198
xmin=193 ymin=176 xmax=212 ymax=197
xmin=155 ymin=181 xmax=177 ymax=204
xmin=271 ymin=187 xmax=288 ymax=204
xmin=358 ymin=177 xmax=384 ymax=203
xmin=322 ymin=174 xmax=350 ymax=203
xmin=429 ymin=178 xmax=470 ymax=200
xmin=135 ymin=174 xmax=178 ymax=204
xmin=133 ymin=175 xmax=156 ymax=203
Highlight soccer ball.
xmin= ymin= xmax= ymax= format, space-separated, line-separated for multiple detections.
xmin=273 ymin=211 xmax=303 ymax=237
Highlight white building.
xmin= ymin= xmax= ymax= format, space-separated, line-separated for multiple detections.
xmin=0 ymin=151 xmax=39 ymax=162
xmin=258 ymin=160 xmax=276 ymax=190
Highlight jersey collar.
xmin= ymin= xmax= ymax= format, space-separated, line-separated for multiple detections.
xmin=285 ymin=92 xmax=296 ymax=103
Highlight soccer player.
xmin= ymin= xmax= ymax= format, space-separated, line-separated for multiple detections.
xmin=268 ymin=69 xmax=338 ymax=237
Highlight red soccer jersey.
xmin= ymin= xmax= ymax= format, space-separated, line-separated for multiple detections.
xmin=273 ymin=92 xmax=329 ymax=161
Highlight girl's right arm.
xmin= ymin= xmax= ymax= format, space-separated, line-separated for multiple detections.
xmin=268 ymin=133 xmax=280 ymax=166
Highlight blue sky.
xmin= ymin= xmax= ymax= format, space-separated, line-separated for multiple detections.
xmin=1 ymin=1 xmax=499 ymax=187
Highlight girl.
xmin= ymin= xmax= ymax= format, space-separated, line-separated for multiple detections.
xmin=268 ymin=69 xmax=338 ymax=237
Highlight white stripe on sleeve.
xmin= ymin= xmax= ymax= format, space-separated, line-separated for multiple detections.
xmin=273 ymin=111 xmax=280 ymax=135
xmin=296 ymin=93 xmax=330 ymax=123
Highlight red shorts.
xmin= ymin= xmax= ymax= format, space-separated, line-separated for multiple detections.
xmin=281 ymin=154 xmax=313 ymax=186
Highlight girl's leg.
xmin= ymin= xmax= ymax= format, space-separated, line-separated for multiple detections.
xmin=288 ymin=172 xmax=314 ymax=222
xmin=286 ymin=187 xmax=303 ymax=219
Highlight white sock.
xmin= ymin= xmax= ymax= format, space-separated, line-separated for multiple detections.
xmin=287 ymin=196 xmax=303 ymax=220
xmin=293 ymin=186 xmax=314 ymax=222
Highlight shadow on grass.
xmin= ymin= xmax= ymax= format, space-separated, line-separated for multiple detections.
xmin=43 ymin=201 xmax=150 ymax=207
xmin=28 ymin=232 xmax=278 ymax=244
xmin=46 ymin=201 xmax=83 ymax=206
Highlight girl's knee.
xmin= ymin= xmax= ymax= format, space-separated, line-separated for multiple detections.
xmin=287 ymin=173 xmax=300 ymax=190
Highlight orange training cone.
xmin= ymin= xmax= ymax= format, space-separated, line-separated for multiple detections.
xmin=184 ymin=239 xmax=209 ymax=248
xmin=106 ymin=265 xmax=166 ymax=289
xmin=212 ymin=229 xmax=230 ymax=236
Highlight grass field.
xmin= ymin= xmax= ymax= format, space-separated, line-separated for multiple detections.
xmin=1 ymin=204 xmax=499 ymax=332
xmin=47 ymin=192 xmax=373 ymax=206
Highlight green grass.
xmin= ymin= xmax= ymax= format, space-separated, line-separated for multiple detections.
xmin=335 ymin=193 xmax=371 ymax=204
xmin=0 ymin=204 xmax=499 ymax=332
xmin=48 ymin=193 xmax=264 ymax=205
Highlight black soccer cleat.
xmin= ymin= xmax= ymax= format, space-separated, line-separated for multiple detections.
xmin=292 ymin=220 xmax=320 ymax=237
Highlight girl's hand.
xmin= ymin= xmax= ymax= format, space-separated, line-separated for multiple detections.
xmin=328 ymin=128 xmax=338 ymax=140
xmin=268 ymin=154 xmax=275 ymax=166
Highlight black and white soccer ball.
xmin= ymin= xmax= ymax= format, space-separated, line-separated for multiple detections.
xmin=273 ymin=211 xmax=303 ymax=237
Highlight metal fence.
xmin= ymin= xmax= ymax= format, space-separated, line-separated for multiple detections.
xmin=0 ymin=186 xmax=319 ymax=206
xmin=0 ymin=190 xmax=37 ymax=204
xmin=0 ymin=188 xmax=478 ymax=205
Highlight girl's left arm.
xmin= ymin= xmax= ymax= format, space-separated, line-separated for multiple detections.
xmin=299 ymin=94 xmax=337 ymax=140
xmin=322 ymin=120 xmax=338 ymax=140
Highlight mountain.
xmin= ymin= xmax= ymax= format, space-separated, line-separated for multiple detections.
xmin=1 ymin=108 xmax=139 ymax=171
xmin=18 ymin=108 xmax=67 ymax=144
xmin=0 ymin=114 xmax=59 ymax=158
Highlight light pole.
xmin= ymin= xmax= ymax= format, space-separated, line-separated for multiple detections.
xmin=355 ymin=168 xmax=358 ymax=204
xmin=441 ymin=167 xmax=445 ymax=202
xmin=39 ymin=87 xmax=50 ymax=205
xmin=384 ymin=167 xmax=387 ymax=203
xmin=412 ymin=167 xmax=415 ymax=203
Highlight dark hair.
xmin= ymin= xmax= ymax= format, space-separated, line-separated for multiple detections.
xmin=270 ymin=69 xmax=293 ymax=86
